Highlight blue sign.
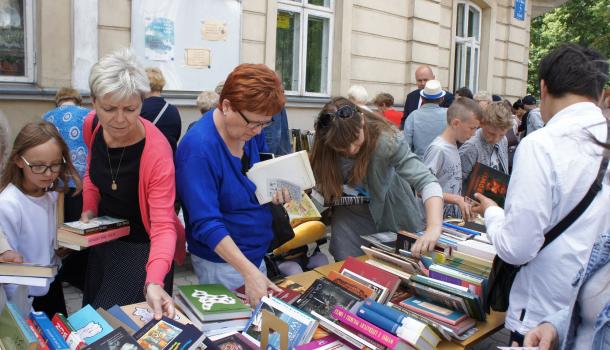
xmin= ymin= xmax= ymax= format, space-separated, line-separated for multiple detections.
xmin=514 ymin=0 xmax=526 ymax=21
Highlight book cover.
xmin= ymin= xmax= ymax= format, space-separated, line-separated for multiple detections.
xmin=0 ymin=262 xmax=57 ymax=278
xmin=57 ymin=226 xmax=130 ymax=247
xmin=410 ymin=281 xmax=476 ymax=320
xmin=66 ymin=305 xmax=113 ymax=345
xmin=96 ymin=308 xmax=136 ymax=335
xmin=120 ymin=302 xmax=192 ymax=329
xmin=331 ymin=306 xmax=399 ymax=348
xmin=327 ymin=270 xmax=374 ymax=300
xmin=339 ymin=256 xmax=400 ymax=303
xmin=275 ymin=278 xmax=307 ymax=293
xmin=107 ymin=305 xmax=141 ymax=332
xmin=62 ymin=216 xmax=129 ymax=235
xmin=284 ymin=192 xmax=322 ymax=227
xmin=310 ymin=310 xmax=380 ymax=350
xmin=0 ymin=302 xmax=38 ymax=350
xmin=464 ymin=162 xmax=509 ymax=207
xmin=51 ymin=313 xmax=86 ymax=350
xmin=364 ymin=259 xmax=412 ymax=283
xmin=177 ymin=284 xmax=251 ymax=322
xmin=294 ymin=277 xmax=362 ymax=319
xmin=134 ymin=316 xmax=207 ymax=350
xmin=30 ymin=311 xmax=71 ymax=350
xmin=82 ymin=327 xmax=144 ymax=350
xmin=340 ymin=268 xmax=387 ymax=302
xmin=213 ymin=332 xmax=258 ymax=350
xmin=26 ymin=318 xmax=51 ymax=350
xmin=399 ymin=297 xmax=467 ymax=326
xmin=173 ymin=294 xmax=204 ymax=330
xmin=360 ymin=246 xmax=420 ymax=275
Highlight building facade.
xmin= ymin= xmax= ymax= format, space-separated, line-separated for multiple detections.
xmin=0 ymin=0 xmax=564 ymax=136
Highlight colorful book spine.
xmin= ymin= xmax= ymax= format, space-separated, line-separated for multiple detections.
xmin=398 ymin=297 xmax=466 ymax=326
xmin=361 ymin=299 xmax=406 ymax=325
xmin=26 ymin=318 xmax=51 ymax=350
xmin=29 ymin=311 xmax=70 ymax=350
xmin=331 ymin=306 xmax=399 ymax=349
xmin=51 ymin=314 xmax=86 ymax=350
xmin=6 ymin=302 xmax=38 ymax=344
xmin=355 ymin=307 xmax=401 ymax=334
xmin=428 ymin=269 xmax=483 ymax=297
xmin=442 ymin=222 xmax=481 ymax=236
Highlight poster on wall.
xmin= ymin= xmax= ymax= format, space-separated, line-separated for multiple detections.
xmin=131 ymin=0 xmax=241 ymax=91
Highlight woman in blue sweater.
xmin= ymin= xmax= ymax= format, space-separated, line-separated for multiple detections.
xmin=175 ymin=64 xmax=287 ymax=306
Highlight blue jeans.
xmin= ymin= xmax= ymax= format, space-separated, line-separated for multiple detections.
xmin=190 ymin=254 xmax=267 ymax=291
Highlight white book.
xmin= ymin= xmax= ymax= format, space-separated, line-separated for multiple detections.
xmin=0 ymin=275 xmax=49 ymax=287
xmin=246 ymin=151 xmax=316 ymax=204
xmin=456 ymin=239 xmax=496 ymax=261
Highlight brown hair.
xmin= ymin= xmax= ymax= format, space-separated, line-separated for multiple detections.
xmin=0 ymin=121 xmax=81 ymax=194
xmin=373 ymin=93 xmax=394 ymax=107
xmin=219 ymin=64 xmax=285 ymax=116
xmin=55 ymin=87 xmax=82 ymax=106
xmin=446 ymin=97 xmax=482 ymax=123
xmin=479 ymin=101 xmax=513 ymax=130
xmin=145 ymin=67 xmax=166 ymax=92
xmin=310 ymin=97 xmax=394 ymax=202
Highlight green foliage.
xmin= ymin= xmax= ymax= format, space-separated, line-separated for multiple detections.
xmin=528 ymin=0 xmax=610 ymax=97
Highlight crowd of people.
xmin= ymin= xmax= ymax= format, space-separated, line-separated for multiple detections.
xmin=0 ymin=43 xmax=608 ymax=349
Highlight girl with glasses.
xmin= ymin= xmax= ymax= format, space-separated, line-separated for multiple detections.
xmin=310 ymin=97 xmax=444 ymax=260
xmin=0 ymin=120 xmax=80 ymax=315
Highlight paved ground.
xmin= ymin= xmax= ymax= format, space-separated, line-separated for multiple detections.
xmin=63 ymin=244 xmax=509 ymax=349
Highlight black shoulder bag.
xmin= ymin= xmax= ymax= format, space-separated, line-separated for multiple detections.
xmin=486 ymin=119 xmax=610 ymax=313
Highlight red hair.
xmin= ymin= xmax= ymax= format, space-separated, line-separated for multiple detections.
xmin=220 ymin=64 xmax=285 ymax=115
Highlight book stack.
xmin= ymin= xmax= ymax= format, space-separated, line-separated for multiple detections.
xmin=0 ymin=262 xmax=57 ymax=287
xmin=57 ymin=216 xmax=129 ymax=250
xmin=290 ymin=129 xmax=315 ymax=153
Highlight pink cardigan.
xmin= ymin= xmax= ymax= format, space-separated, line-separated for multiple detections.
xmin=82 ymin=112 xmax=186 ymax=286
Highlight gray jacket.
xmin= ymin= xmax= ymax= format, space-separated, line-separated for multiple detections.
xmin=459 ymin=128 xmax=509 ymax=186
xmin=364 ymin=131 xmax=439 ymax=233
xmin=404 ymin=103 xmax=448 ymax=158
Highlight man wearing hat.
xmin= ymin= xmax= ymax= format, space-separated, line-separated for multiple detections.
xmin=404 ymin=80 xmax=448 ymax=158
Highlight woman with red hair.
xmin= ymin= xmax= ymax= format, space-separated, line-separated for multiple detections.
xmin=176 ymin=64 xmax=288 ymax=306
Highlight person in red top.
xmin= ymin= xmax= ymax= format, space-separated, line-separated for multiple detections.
xmin=373 ymin=93 xmax=402 ymax=127
xmin=81 ymin=48 xmax=185 ymax=319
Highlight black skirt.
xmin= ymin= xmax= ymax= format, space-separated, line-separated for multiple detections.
xmin=83 ymin=239 xmax=174 ymax=309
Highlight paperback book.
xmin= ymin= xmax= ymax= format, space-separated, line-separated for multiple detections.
xmin=176 ymin=284 xmax=251 ymax=322
xmin=61 ymin=216 xmax=129 ymax=235
xmin=294 ymin=277 xmax=362 ymax=319
xmin=464 ymin=162 xmax=509 ymax=207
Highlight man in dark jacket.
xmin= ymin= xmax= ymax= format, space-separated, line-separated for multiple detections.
xmin=401 ymin=65 xmax=453 ymax=129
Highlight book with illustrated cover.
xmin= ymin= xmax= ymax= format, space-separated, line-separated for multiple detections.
xmin=212 ymin=332 xmax=258 ymax=350
xmin=83 ymin=327 xmax=143 ymax=350
xmin=0 ymin=262 xmax=57 ymax=278
xmin=51 ymin=313 xmax=86 ymax=349
xmin=284 ymin=192 xmax=322 ymax=227
xmin=30 ymin=311 xmax=71 ymax=350
xmin=66 ymin=305 xmax=113 ymax=345
xmin=134 ymin=316 xmax=211 ymax=350
xmin=294 ymin=277 xmax=363 ymax=319
xmin=120 ymin=302 xmax=192 ymax=329
xmin=107 ymin=305 xmax=141 ymax=332
xmin=340 ymin=268 xmax=387 ymax=303
xmin=327 ymin=270 xmax=375 ymax=300
xmin=339 ymin=256 xmax=400 ymax=303
xmin=177 ymin=284 xmax=251 ymax=322
xmin=61 ymin=216 xmax=129 ymax=235
xmin=464 ymin=162 xmax=509 ymax=207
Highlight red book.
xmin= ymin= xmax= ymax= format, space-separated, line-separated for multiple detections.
xmin=26 ymin=319 xmax=50 ymax=350
xmin=58 ymin=226 xmax=129 ymax=247
xmin=51 ymin=314 xmax=86 ymax=350
xmin=339 ymin=257 xmax=401 ymax=302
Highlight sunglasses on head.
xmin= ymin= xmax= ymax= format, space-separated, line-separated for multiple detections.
xmin=317 ymin=105 xmax=359 ymax=129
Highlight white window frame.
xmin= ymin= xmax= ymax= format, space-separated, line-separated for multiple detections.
xmin=454 ymin=1 xmax=481 ymax=93
xmin=0 ymin=0 xmax=35 ymax=83
xmin=277 ymin=0 xmax=334 ymax=97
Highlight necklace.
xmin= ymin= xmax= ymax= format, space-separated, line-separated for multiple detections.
xmin=106 ymin=145 xmax=126 ymax=191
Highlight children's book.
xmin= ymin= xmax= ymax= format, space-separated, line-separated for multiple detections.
xmin=212 ymin=331 xmax=258 ymax=350
xmin=176 ymin=284 xmax=251 ymax=322
xmin=66 ymin=305 xmax=113 ymax=345
xmin=82 ymin=327 xmax=143 ymax=350
xmin=284 ymin=192 xmax=322 ymax=227
xmin=61 ymin=216 xmax=129 ymax=235
xmin=464 ymin=162 xmax=509 ymax=207
xmin=134 ymin=316 xmax=211 ymax=350
xmin=120 ymin=302 xmax=192 ymax=329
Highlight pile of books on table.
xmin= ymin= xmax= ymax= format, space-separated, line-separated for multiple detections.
xmin=57 ymin=216 xmax=130 ymax=251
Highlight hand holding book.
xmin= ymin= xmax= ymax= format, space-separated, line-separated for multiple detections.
xmin=145 ymin=283 xmax=176 ymax=321
xmin=470 ymin=193 xmax=499 ymax=216
xmin=244 ymin=268 xmax=282 ymax=307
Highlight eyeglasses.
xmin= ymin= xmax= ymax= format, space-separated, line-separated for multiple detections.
xmin=20 ymin=156 xmax=65 ymax=174
xmin=316 ymin=105 xmax=358 ymax=129
xmin=237 ymin=110 xmax=274 ymax=129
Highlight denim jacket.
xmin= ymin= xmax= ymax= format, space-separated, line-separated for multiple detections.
xmin=543 ymin=230 xmax=610 ymax=349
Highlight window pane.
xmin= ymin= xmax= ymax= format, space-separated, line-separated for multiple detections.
xmin=468 ymin=6 xmax=480 ymax=39
xmin=454 ymin=43 xmax=464 ymax=91
xmin=305 ymin=15 xmax=329 ymax=93
xmin=465 ymin=46 xmax=472 ymax=89
xmin=474 ymin=47 xmax=479 ymax=92
xmin=0 ymin=0 xmax=25 ymax=77
xmin=456 ymin=3 xmax=465 ymax=37
xmin=276 ymin=10 xmax=301 ymax=91
xmin=308 ymin=0 xmax=330 ymax=7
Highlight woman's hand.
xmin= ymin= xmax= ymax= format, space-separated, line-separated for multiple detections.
xmin=271 ymin=188 xmax=291 ymax=205
xmin=524 ymin=323 xmax=559 ymax=350
xmin=456 ymin=196 xmax=473 ymax=222
xmin=244 ymin=269 xmax=282 ymax=307
xmin=411 ymin=227 xmax=441 ymax=258
xmin=470 ymin=193 xmax=499 ymax=216
xmin=0 ymin=250 xmax=23 ymax=263
xmin=145 ymin=283 xmax=175 ymax=320
xmin=80 ymin=210 xmax=95 ymax=223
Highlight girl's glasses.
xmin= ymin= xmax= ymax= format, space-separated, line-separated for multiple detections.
xmin=20 ymin=156 xmax=65 ymax=174
xmin=317 ymin=105 xmax=358 ymax=129
xmin=237 ymin=110 xmax=274 ymax=129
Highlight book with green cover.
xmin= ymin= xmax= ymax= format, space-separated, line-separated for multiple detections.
xmin=0 ymin=302 xmax=37 ymax=350
xmin=177 ymin=284 xmax=251 ymax=322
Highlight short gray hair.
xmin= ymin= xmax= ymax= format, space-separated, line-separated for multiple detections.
xmin=347 ymin=85 xmax=369 ymax=105
xmin=196 ymin=91 xmax=219 ymax=114
xmin=474 ymin=90 xmax=492 ymax=102
xmin=89 ymin=48 xmax=150 ymax=101
xmin=0 ymin=112 xmax=11 ymax=171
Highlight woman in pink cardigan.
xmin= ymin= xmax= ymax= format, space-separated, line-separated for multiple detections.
xmin=80 ymin=49 xmax=185 ymax=319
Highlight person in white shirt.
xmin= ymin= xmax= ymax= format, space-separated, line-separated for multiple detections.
xmin=472 ymin=43 xmax=610 ymax=346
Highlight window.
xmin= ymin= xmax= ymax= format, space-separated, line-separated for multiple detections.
xmin=276 ymin=1 xmax=333 ymax=96
xmin=453 ymin=2 xmax=480 ymax=92
xmin=0 ymin=0 xmax=34 ymax=82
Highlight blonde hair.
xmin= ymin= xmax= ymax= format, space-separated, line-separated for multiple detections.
xmin=145 ymin=67 xmax=166 ymax=92
xmin=474 ymin=90 xmax=492 ymax=103
xmin=479 ymin=101 xmax=513 ymax=130
xmin=55 ymin=87 xmax=82 ymax=106
xmin=347 ymin=85 xmax=369 ymax=105
xmin=196 ymin=91 xmax=219 ymax=114
xmin=89 ymin=48 xmax=150 ymax=101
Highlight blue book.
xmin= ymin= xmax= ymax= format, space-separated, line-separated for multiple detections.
xmin=67 ymin=305 xmax=113 ymax=344
xmin=356 ymin=307 xmax=401 ymax=334
xmin=107 ymin=304 xmax=140 ymax=331
xmin=29 ymin=311 xmax=70 ymax=350
xmin=442 ymin=222 xmax=482 ymax=236
xmin=360 ymin=298 xmax=406 ymax=325
xmin=6 ymin=302 xmax=38 ymax=344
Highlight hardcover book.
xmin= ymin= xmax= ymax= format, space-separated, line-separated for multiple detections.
xmin=66 ymin=305 xmax=113 ymax=345
xmin=464 ymin=162 xmax=509 ymax=207
xmin=339 ymin=256 xmax=400 ymax=303
xmin=57 ymin=226 xmax=130 ymax=248
xmin=340 ymin=268 xmax=387 ymax=302
xmin=399 ymin=297 xmax=467 ymax=326
xmin=83 ymin=327 xmax=144 ymax=350
xmin=61 ymin=216 xmax=129 ymax=235
xmin=176 ymin=284 xmax=251 ymax=322
xmin=0 ymin=262 xmax=57 ymax=278
xmin=294 ymin=277 xmax=363 ymax=319
xmin=284 ymin=192 xmax=322 ymax=227
xmin=327 ymin=270 xmax=375 ymax=300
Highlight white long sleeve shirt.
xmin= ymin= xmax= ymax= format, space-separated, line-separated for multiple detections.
xmin=483 ymin=102 xmax=610 ymax=334
xmin=0 ymin=183 xmax=58 ymax=299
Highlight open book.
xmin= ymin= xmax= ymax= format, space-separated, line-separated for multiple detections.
xmin=246 ymin=151 xmax=316 ymax=204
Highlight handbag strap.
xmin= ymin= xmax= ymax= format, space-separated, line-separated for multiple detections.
xmin=539 ymin=118 xmax=610 ymax=252
xmin=152 ymin=101 xmax=170 ymax=125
